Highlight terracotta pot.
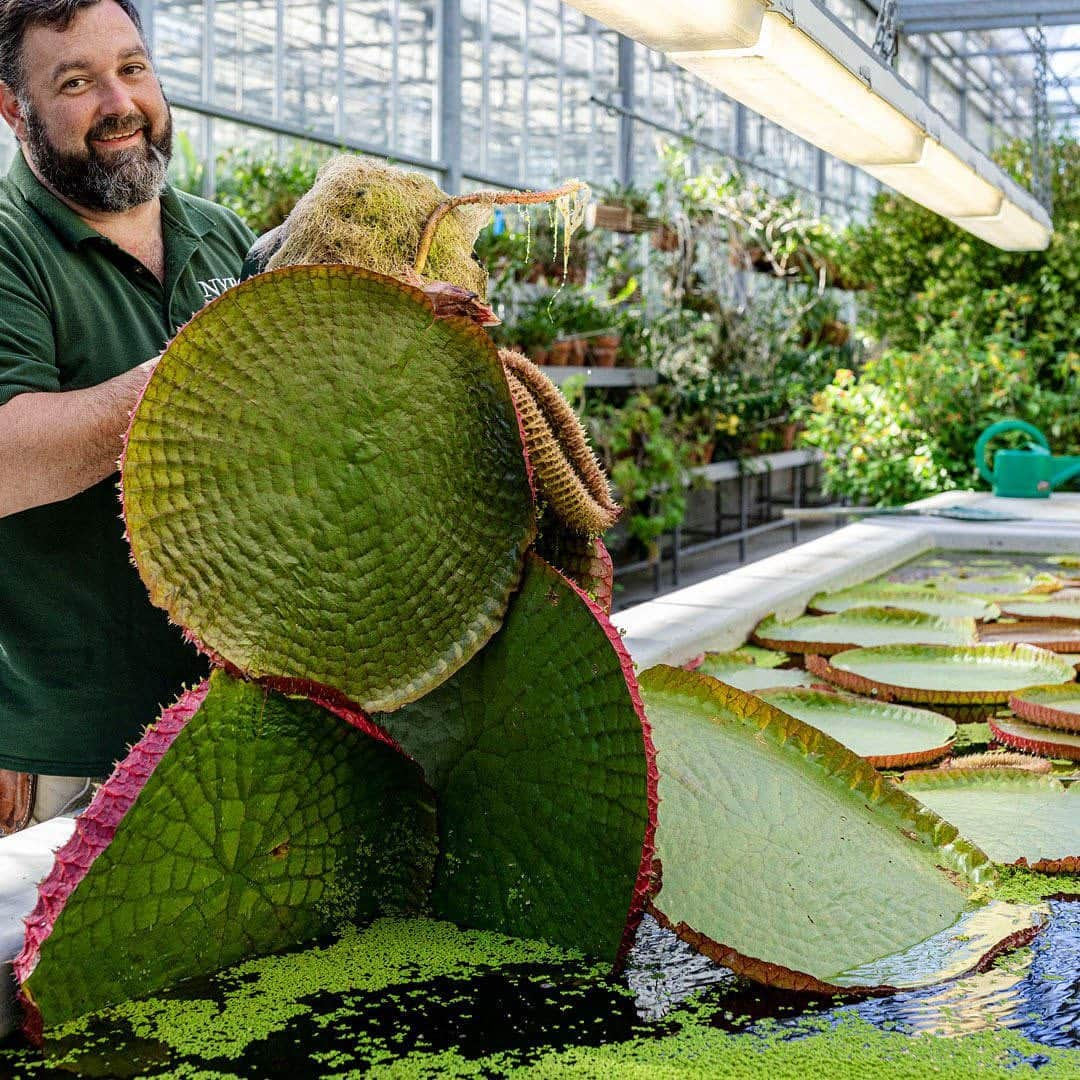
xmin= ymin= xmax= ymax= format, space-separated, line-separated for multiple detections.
xmin=570 ymin=338 xmax=588 ymax=364
xmin=651 ymin=224 xmax=680 ymax=252
xmin=528 ymin=345 xmax=549 ymax=365
xmin=590 ymin=345 xmax=618 ymax=368
xmin=593 ymin=334 xmax=621 ymax=350
xmin=547 ymin=340 xmax=572 ymax=366
xmin=781 ymin=422 xmax=804 ymax=451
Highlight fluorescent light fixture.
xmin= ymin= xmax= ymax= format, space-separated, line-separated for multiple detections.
xmin=560 ymin=0 xmax=1053 ymax=251
xmin=564 ymin=0 xmax=764 ymax=53
xmin=865 ymin=140 xmax=1003 ymax=218
xmin=671 ymin=13 xmax=925 ymax=167
xmin=949 ymin=201 xmax=1052 ymax=252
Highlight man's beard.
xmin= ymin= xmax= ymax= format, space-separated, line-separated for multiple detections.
xmin=21 ymin=102 xmax=173 ymax=213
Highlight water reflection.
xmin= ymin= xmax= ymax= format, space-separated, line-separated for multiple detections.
xmin=627 ymin=902 xmax=1078 ymax=1048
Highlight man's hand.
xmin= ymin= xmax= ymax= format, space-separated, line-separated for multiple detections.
xmin=0 ymin=357 xmax=158 ymax=518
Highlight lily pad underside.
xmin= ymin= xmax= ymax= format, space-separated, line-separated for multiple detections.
xmin=635 ymin=666 xmax=1033 ymax=995
xmin=809 ymin=585 xmax=1002 ymax=621
xmin=757 ymin=687 xmax=956 ymax=768
xmin=122 ymin=266 xmax=535 ymax=714
xmin=990 ymin=716 xmax=1080 ymax=762
xmin=17 ymin=671 xmax=437 ymax=1036
xmin=376 ymin=555 xmax=657 ymax=963
xmin=806 ymin=644 xmax=1077 ymax=707
xmin=693 ymin=652 xmax=813 ymax=692
xmin=1009 ymin=684 xmax=1080 ymax=733
xmin=753 ymin=608 xmax=977 ymax=657
xmin=903 ymin=769 xmax=1080 ymax=873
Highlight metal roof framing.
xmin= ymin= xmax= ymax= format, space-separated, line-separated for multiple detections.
xmin=898 ymin=0 xmax=1080 ymax=34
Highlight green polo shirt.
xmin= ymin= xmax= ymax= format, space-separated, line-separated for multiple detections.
xmin=0 ymin=148 xmax=255 ymax=776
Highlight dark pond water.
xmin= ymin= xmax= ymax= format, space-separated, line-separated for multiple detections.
xmin=1 ymin=901 xmax=1075 ymax=1078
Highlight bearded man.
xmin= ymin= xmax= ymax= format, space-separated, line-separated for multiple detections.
xmin=0 ymin=0 xmax=255 ymax=833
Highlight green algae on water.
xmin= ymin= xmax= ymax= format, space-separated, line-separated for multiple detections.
xmin=991 ymin=866 xmax=1080 ymax=904
xmin=47 ymin=919 xmax=589 ymax=1063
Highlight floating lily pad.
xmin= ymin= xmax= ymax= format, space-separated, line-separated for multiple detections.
xmin=978 ymin=618 xmax=1080 ymax=653
xmin=806 ymin=644 xmax=1077 ymax=709
xmin=903 ymin=770 xmax=1080 ymax=872
xmin=1048 ymin=554 xmax=1080 ymax=569
xmin=998 ymin=596 xmax=1080 ymax=621
xmin=810 ymin=585 xmax=1001 ymax=621
xmin=694 ymin=652 xmax=813 ymax=692
xmin=376 ymin=555 xmax=656 ymax=962
xmin=636 ymin=666 xmax=1036 ymax=994
xmin=753 ymin=608 xmax=977 ymax=657
xmin=920 ymin=572 xmax=1063 ymax=597
xmin=730 ymin=645 xmax=790 ymax=668
xmin=1009 ymin=684 xmax=1080 ymax=733
xmin=123 ymin=266 xmax=535 ymax=713
xmin=990 ymin=716 xmax=1080 ymax=761
xmin=18 ymin=671 xmax=437 ymax=1034
xmin=757 ymin=688 xmax=956 ymax=768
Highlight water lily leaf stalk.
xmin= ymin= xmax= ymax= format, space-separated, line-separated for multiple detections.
xmin=415 ymin=180 xmax=589 ymax=278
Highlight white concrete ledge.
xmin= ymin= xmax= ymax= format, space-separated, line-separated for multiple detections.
xmin=1 ymin=817 xmax=76 ymax=1038
xmin=618 ymin=493 xmax=1080 ymax=669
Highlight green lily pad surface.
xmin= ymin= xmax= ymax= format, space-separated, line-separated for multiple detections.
xmin=694 ymin=652 xmax=812 ymax=692
xmin=123 ymin=266 xmax=535 ymax=713
xmin=757 ymin=688 xmax=956 ymax=768
xmin=1009 ymin=684 xmax=1080 ymax=732
xmin=754 ymin=608 xmax=977 ymax=656
xmin=637 ymin=665 xmax=1009 ymax=993
xmin=808 ymin=644 xmax=1077 ymax=705
xmin=20 ymin=671 xmax=437 ymax=1031
xmin=377 ymin=555 xmax=655 ymax=962
xmin=990 ymin=716 xmax=1080 ymax=761
xmin=1048 ymin=554 xmax=1080 ymax=568
xmin=916 ymin=572 xmax=1063 ymax=599
xmin=810 ymin=584 xmax=1001 ymax=621
xmin=998 ymin=596 xmax=1080 ymax=620
xmin=903 ymin=770 xmax=1080 ymax=872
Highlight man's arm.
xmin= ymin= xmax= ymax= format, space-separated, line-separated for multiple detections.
xmin=0 ymin=358 xmax=156 ymax=519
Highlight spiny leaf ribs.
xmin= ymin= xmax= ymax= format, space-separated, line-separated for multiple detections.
xmin=500 ymin=349 xmax=620 ymax=536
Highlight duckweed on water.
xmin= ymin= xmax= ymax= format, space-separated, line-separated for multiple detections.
xmin=3 ymin=877 xmax=1076 ymax=1078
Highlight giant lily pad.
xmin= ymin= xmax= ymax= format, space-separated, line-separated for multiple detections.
xmin=753 ymin=608 xmax=977 ymax=656
xmin=806 ymin=644 xmax=1077 ymax=708
xmin=918 ymin=572 xmax=1062 ymax=597
xmin=694 ymin=652 xmax=813 ymax=692
xmin=1009 ymin=684 xmax=1080 ymax=733
xmin=757 ymin=688 xmax=956 ymax=768
xmin=636 ymin=666 xmax=1039 ymax=994
xmin=990 ymin=716 xmax=1080 ymax=762
xmin=998 ymin=595 xmax=1080 ymax=621
xmin=17 ymin=671 xmax=436 ymax=1035
xmin=978 ymin=618 xmax=1080 ymax=653
xmin=903 ymin=770 xmax=1080 ymax=872
xmin=376 ymin=554 xmax=656 ymax=963
xmin=809 ymin=585 xmax=1000 ymax=621
xmin=122 ymin=266 xmax=535 ymax=713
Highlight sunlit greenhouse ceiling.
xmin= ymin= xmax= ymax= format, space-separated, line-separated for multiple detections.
xmin=0 ymin=0 xmax=1074 ymax=222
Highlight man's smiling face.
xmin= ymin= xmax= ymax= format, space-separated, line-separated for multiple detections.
xmin=10 ymin=0 xmax=172 ymax=212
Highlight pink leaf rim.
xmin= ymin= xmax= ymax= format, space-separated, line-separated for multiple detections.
xmin=542 ymin=559 xmax=658 ymax=971
xmin=14 ymin=682 xmax=210 ymax=1043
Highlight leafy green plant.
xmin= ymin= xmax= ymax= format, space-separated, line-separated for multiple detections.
xmin=585 ymin=391 xmax=691 ymax=557
xmin=800 ymin=367 xmax=952 ymax=506
xmin=212 ymin=145 xmax=329 ymax=234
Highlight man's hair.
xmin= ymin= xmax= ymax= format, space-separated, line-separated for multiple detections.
xmin=0 ymin=0 xmax=147 ymax=97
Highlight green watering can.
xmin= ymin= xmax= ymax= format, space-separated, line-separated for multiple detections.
xmin=975 ymin=419 xmax=1080 ymax=498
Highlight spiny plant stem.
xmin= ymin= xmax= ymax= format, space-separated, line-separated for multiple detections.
xmin=414 ymin=180 xmax=588 ymax=276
